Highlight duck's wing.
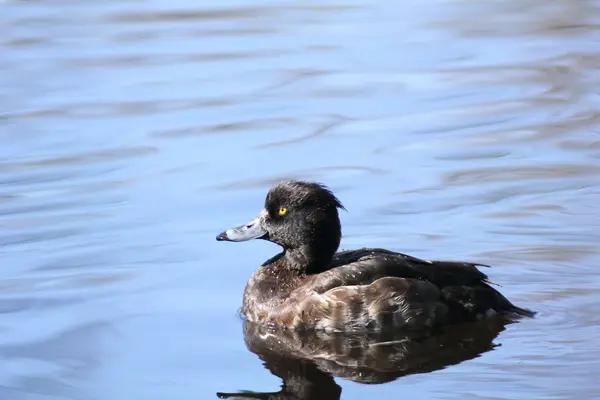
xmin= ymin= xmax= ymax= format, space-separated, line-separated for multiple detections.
xmin=312 ymin=247 xmax=491 ymax=291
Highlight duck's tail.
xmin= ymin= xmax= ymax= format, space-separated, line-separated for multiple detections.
xmin=510 ymin=304 xmax=536 ymax=318
xmin=483 ymin=278 xmax=536 ymax=318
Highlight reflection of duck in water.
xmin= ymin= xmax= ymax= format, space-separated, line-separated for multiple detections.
xmin=217 ymin=318 xmax=512 ymax=400
xmin=216 ymin=180 xmax=534 ymax=332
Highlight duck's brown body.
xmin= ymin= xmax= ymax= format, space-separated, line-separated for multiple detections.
xmin=242 ymin=248 xmax=532 ymax=332
xmin=217 ymin=181 xmax=534 ymax=332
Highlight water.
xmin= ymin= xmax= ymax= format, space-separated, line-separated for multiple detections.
xmin=1 ymin=0 xmax=599 ymax=398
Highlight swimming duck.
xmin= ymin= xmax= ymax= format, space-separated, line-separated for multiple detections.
xmin=216 ymin=180 xmax=534 ymax=332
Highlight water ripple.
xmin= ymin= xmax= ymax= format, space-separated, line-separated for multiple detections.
xmin=1 ymin=0 xmax=600 ymax=398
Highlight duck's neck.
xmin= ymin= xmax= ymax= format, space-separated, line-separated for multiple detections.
xmin=284 ymin=243 xmax=337 ymax=275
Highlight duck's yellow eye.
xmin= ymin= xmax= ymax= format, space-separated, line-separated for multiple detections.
xmin=278 ymin=207 xmax=288 ymax=216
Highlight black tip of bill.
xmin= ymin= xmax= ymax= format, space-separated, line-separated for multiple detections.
xmin=216 ymin=231 xmax=230 ymax=241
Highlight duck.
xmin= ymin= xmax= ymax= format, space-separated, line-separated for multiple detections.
xmin=216 ymin=180 xmax=534 ymax=332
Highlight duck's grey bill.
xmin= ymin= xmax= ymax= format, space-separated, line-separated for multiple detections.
xmin=216 ymin=216 xmax=267 ymax=242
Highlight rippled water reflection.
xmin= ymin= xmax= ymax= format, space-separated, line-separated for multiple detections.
xmin=1 ymin=0 xmax=600 ymax=399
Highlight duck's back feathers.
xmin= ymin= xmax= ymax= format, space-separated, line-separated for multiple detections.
xmin=257 ymin=248 xmax=533 ymax=332
xmin=327 ymin=248 xmax=491 ymax=286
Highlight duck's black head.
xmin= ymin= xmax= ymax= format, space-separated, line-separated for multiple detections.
xmin=216 ymin=180 xmax=345 ymax=272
